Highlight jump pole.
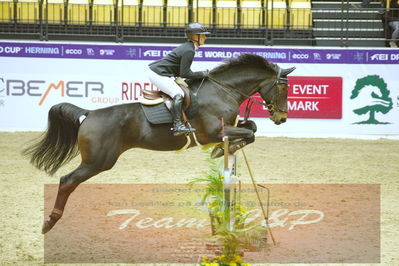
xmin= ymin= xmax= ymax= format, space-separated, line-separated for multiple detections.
xmin=222 ymin=136 xmax=231 ymax=229
xmin=221 ymin=116 xmax=238 ymax=230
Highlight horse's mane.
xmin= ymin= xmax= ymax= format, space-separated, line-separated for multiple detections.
xmin=210 ymin=53 xmax=277 ymax=74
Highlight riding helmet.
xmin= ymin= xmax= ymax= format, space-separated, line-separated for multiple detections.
xmin=185 ymin=22 xmax=211 ymax=38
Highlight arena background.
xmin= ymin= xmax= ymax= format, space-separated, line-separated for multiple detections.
xmin=1 ymin=41 xmax=398 ymax=137
xmin=1 ymin=39 xmax=398 ymax=266
xmin=1 ymin=0 xmax=399 ymax=265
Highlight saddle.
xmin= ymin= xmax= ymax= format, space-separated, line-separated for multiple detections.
xmin=140 ymin=77 xmax=192 ymax=110
xmin=140 ymin=78 xmax=197 ymax=125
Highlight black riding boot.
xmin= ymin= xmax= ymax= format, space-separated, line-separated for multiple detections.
xmin=171 ymin=95 xmax=195 ymax=136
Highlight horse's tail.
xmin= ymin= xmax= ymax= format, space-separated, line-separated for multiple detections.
xmin=23 ymin=103 xmax=89 ymax=176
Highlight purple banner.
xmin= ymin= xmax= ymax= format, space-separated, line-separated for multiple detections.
xmin=1 ymin=41 xmax=398 ymax=64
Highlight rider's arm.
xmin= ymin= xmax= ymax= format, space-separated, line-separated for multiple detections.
xmin=179 ymin=50 xmax=207 ymax=79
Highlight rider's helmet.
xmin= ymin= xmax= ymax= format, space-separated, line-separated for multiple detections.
xmin=185 ymin=22 xmax=211 ymax=40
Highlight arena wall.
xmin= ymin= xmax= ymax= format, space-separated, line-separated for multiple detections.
xmin=0 ymin=41 xmax=398 ymax=139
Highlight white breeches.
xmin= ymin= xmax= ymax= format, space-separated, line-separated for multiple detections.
xmin=147 ymin=67 xmax=184 ymax=98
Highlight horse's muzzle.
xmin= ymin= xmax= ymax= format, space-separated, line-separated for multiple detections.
xmin=271 ymin=112 xmax=287 ymax=125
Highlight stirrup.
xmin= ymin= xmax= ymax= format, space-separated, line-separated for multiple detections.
xmin=171 ymin=121 xmax=196 ymax=136
xmin=172 ymin=126 xmax=196 ymax=136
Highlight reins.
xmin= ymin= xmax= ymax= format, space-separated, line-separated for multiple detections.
xmin=206 ymin=66 xmax=289 ymax=122
xmin=207 ymin=75 xmax=272 ymax=108
xmin=193 ymin=65 xmax=289 ymax=123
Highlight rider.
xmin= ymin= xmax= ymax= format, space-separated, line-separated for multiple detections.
xmin=147 ymin=22 xmax=210 ymax=136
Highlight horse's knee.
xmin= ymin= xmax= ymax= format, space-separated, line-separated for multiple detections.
xmin=238 ymin=120 xmax=257 ymax=133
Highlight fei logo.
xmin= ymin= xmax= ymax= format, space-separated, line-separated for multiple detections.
xmin=350 ymin=75 xmax=393 ymax=124
xmin=370 ymin=54 xmax=389 ymax=61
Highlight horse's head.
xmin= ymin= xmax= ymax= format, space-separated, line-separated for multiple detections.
xmin=259 ymin=66 xmax=295 ymax=125
xmin=206 ymin=54 xmax=295 ymax=125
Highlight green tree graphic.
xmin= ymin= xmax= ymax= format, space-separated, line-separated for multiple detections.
xmin=350 ymin=75 xmax=393 ymax=124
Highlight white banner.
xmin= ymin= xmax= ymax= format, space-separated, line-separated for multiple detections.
xmin=0 ymin=42 xmax=398 ymax=139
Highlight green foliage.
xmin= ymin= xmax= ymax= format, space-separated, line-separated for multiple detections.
xmin=191 ymin=152 xmax=266 ymax=265
xmin=188 ymin=151 xmax=224 ymax=204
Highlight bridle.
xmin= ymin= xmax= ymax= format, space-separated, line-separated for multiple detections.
xmin=206 ymin=67 xmax=288 ymax=120
xmin=262 ymin=68 xmax=289 ymax=115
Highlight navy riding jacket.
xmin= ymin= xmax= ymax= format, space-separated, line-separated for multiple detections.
xmin=149 ymin=41 xmax=206 ymax=80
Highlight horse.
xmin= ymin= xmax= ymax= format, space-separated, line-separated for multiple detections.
xmin=23 ymin=53 xmax=295 ymax=234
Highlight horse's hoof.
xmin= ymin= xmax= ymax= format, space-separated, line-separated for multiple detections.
xmin=229 ymin=141 xmax=246 ymax=154
xmin=42 ymin=221 xmax=51 ymax=234
xmin=211 ymin=147 xmax=224 ymax=159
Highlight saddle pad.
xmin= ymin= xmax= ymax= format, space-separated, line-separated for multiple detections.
xmin=141 ymin=103 xmax=173 ymax=125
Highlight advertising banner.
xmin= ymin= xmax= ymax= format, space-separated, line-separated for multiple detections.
xmin=1 ymin=41 xmax=399 ymax=64
xmin=0 ymin=41 xmax=398 ymax=138
xmin=240 ymin=76 xmax=343 ymax=119
xmin=44 ymin=184 xmax=380 ymax=264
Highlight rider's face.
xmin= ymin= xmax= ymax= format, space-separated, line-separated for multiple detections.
xmin=197 ymin=34 xmax=207 ymax=46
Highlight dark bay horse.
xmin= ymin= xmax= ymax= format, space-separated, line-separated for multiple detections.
xmin=23 ymin=53 xmax=295 ymax=234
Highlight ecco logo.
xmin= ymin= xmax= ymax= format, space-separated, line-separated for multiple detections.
xmin=65 ymin=49 xmax=82 ymax=55
xmin=292 ymin=54 xmax=309 ymax=59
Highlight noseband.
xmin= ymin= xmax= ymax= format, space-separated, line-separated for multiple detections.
xmin=264 ymin=67 xmax=288 ymax=115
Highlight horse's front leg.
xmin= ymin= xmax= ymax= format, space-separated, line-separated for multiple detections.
xmin=211 ymin=126 xmax=255 ymax=158
xmin=238 ymin=119 xmax=257 ymax=133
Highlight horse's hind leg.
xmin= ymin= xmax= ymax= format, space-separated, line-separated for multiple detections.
xmin=42 ymin=136 xmax=122 ymax=234
xmin=42 ymin=164 xmax=100 ymax=234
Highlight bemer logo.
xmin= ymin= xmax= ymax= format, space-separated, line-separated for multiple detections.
xmin=5 ymin=79 xmax=104 ymax=105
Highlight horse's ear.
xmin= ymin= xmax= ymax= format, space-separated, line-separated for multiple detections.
xmin=281 ymin=67 xmax=296 ymax=76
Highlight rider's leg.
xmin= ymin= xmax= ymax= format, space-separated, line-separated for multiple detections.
xmin=147 ymin=68 xmax=184 ymax=97
xmin=147 ymin=69 xmax=195 ymax=135
xmin=170 ymin=94 xmax=195 ymax=136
